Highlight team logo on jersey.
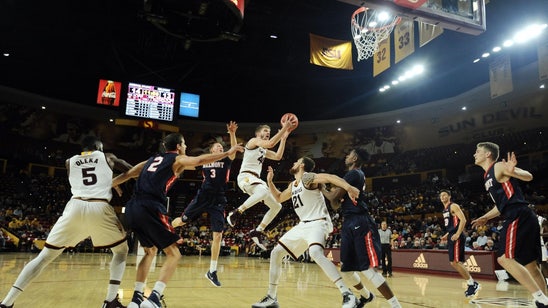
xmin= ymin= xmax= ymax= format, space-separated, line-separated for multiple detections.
xmin=464 ymin=255 xmax=482 ymax=273
xmin=413 ymin=253 xmax=428 ymax=268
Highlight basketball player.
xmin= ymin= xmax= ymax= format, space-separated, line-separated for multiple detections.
xmin=226 ymin=119 xmax=294 ymax=249
xmin=439 ymin=189 xmax=480 ymax=297
xmin=471 ymin=142 xmax=548 ymax=307
xmin=111 ymin=133 xmax=243 ymax=308
xmin=252 ymin=157 xmax=361 ymax=308
xmin=0 ymin=136 xmax=133 ymax=308
xmin=323 ymin=148 xmax=402 ymax=308
xmin=171 ymin=121 xmax=238 ymax=287
xmin=530 ymin=205 xmax=548 ymax=286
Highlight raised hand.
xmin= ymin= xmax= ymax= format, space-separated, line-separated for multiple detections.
xmin=227 ymin=121 xmax=238 ymax=134
xmin=266 ymin=166 xmax=275 ymax=182
xmin=501 ymin=151 xmax=517 ymax=174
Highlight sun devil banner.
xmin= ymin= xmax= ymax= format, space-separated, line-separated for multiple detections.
xmin=310 ymin=33 xmax=353 ymax=70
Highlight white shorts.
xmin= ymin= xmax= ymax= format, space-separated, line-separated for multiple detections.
xmin=542 ymin=243 xmax=548 ymax=262
xmin=237 ymin=172 xmax=266 ymax=195
xmin=279 ymin=219 xmax=334 ymax=258
xmin=46 ymin=198 xmax=126 ymax=248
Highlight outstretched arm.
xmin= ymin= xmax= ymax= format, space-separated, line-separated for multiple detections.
xmin=112 ymin=160 xmax=147 ymax=187
xmin=303 ymin=172 xmax=359 ymax=203
xmin=266 ymin=166 xmax=291 ymax=203
xmin=265 ymin=130 xmax=289 ymax=161
xmin=175 ymin=144 xmax=244 ymax=170
xmin=105 ymin=153 xmax=133 ymax=173
xmin=227 ymin=121 xmax=238 ymax=160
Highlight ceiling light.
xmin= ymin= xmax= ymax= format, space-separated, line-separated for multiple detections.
xmin=481 ymin=52 xmax=490 ymax=58
xmin=2 ymin=53 xmax=8 ymax=57
xmin=461 ymin=106 xmax=467 ymax=110
xmin=396 ymin=120 xmax=401 ymax=124
xmin=391 ymin=80 xmax=399 ymax=85
xmin=270 ymin=34 xmax=278 ymax=39
xmin=473 ymin=58 xmax=480 ymax=63
xmin=492 ymin=46 xmax=501 ymax=52
xmin=541 ymin=84 xmax=545 ymax=89
xmin=379 ymin=88 xmax=386 ymax=92
xmin=503 ymin=40 xmax=514 ymax=47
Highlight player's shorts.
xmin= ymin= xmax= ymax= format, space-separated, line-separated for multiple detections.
xmin=125 ymin=197 xmax=180 ymax=250
xmin=340 ymin=214 xmax=381 ymax=272
xmin=237 ymin=172 xmax=265 ymax=194
xmin=46 ymin=198 xmax=126 ymax=249
xmin=499 ymin=205 xmax=541 ymax=265
xmin=447 ymin=233 xmax=466 ymax=262
xmin=183 ymin=189 xmax=226 ymax=233
xmin=541 ymin=243 xmax=548 ymax=262
xmin=278 ymin=219 xmax=333 ymax=260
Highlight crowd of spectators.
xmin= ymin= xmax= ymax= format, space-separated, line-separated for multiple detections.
xmin=0 ymin=118 xmax=547 ymax=258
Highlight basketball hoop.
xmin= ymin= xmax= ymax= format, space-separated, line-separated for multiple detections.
xmin=351 ymin=7 xmax=400 ymax=61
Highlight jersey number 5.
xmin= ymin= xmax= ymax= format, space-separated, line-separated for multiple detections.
xmin=82 ymin=167 xmax=97 ymax=186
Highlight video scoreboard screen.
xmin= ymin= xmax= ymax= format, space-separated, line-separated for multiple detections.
xmin=124 ymin=82 xmax=176 ymax=122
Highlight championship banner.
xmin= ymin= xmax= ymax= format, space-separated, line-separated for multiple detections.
xmin=539 ymin=41 xmax=548 ymax=81
xmin=309 ymin=33 xmax=353 ymax=70
xmin=394 ymin=19 xmax=414 ymax=64
xmin=373 ymin=38 xmax=391 ymax=77
xmin=489 ymin=55 xmax=513 ymax=98
xmin=419 ymin=22 xmax=444 ymax=47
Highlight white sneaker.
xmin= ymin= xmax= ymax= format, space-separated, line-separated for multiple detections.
xmin=140 ymin=299 xmax=161 ymax=308
xmin=252 ymin=295 xmax=279 ymax=308
xmin=342 ymin=291 xmax=358 ymax=308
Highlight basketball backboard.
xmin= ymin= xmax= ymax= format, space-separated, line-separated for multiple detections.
xmin=338 ymin=0 xmax=486 ymax=35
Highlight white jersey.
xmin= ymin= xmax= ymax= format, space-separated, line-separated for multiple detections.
xmin=291 ymin=174 xmax=331 ymax=223
xmin=68 ymin=150 xmax=113 ymax=201
xmin=239 ymin=145 xmax=266 ymax=176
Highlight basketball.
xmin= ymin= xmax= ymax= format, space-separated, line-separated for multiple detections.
xmin=280 ymin=113 xmax=299 ymax=132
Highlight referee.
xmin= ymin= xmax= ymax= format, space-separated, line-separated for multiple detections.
xmin=378 ymin=221 xmax=393 ymax=277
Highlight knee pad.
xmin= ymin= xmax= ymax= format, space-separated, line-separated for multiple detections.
xmin=341 ymin=272 xmax=361 ymax=286
xmin=363 ymin=268 xmax=385 ymax=288
xmin=308 ymin=245 xmax=324 ymax=261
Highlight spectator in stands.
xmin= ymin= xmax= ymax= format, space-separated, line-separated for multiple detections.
xmin=476 ymin=230 xmax=488 ymax=248
xmin=484 ymin=239 xmax=495 ymax=251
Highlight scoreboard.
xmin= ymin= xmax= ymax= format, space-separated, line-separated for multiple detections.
xmin=125 ymin=82 xmax=176 ymax=122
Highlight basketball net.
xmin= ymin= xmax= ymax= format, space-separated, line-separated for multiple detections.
xmin=351 ymin=7 xmax=400 ymax=61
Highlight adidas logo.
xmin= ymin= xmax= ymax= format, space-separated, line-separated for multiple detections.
xmin=464 ymin=255 xmax=482 ymax=273
xmin=413 ymin=253 xmax=428 ymax=268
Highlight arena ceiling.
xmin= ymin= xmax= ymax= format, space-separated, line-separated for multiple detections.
xmin=0 ymin=0 xmax=546 ymax=124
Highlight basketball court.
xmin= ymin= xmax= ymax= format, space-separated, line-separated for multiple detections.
xmin=0 ymin=252 xmax=535 ymax=307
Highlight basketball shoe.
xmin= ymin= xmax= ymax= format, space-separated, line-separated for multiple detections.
xmin=357 ymin=293 xmax=375 ymax=308
xmin=227 ymin=210 xmax=242 ymax=227
xmin=0 ymin=303 xmax=13 ymax=308
xmin=127 ymin=290 xmax=144 ymax=308
xmin=252 ymin=295 xmax=279 ymax=308
xmin=342 ymin=291 xmax=359 ymax=308
xmin=140 ymin=290 xmax=162 ymax=308
xmin=464 ymin=281 xmax=481 ymax=297
xmin=205 ymin=270 xmax=221 ymax=287
xmin=102 ymin=294 xmax=126 ymax=308
xmin=536 ymin=301 xmax=548 ymax=308
xmin=248 ymin=230 xmax=267 ymax=250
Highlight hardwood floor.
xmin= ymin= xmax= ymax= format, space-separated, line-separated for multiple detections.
xmin=0 ymin=252 xmax=537 ymax=307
